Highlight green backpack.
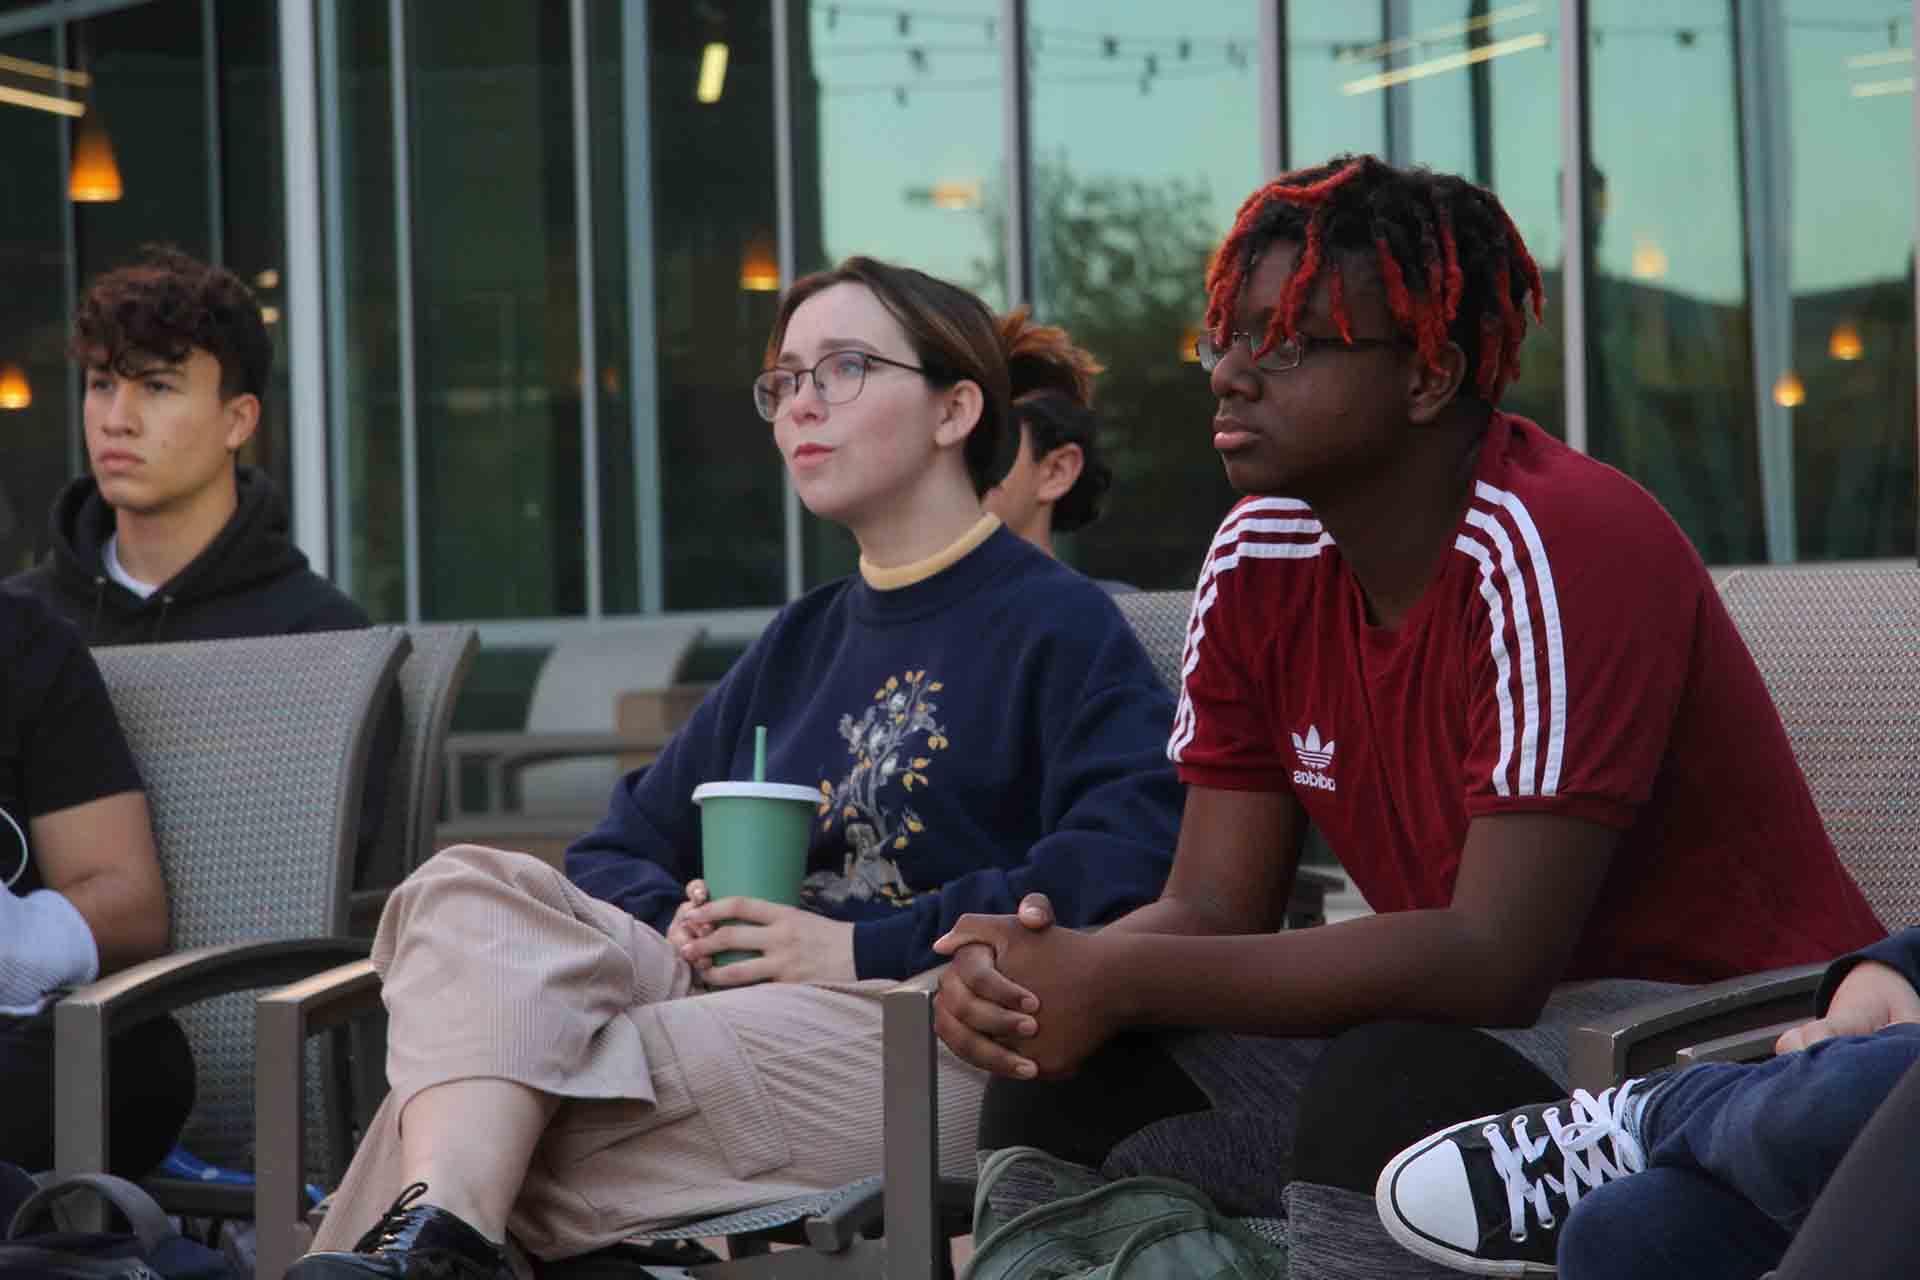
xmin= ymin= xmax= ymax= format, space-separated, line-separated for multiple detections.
xmin=964 ymin=1147 xmax=1288 ymax=1280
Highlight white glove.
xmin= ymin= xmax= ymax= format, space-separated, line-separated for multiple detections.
xmin=0 ymin=887 xmax=100 ymax=1016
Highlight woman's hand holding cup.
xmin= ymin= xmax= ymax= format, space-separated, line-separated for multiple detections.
xmin=665 ymin=878 xmax=712 ymax=950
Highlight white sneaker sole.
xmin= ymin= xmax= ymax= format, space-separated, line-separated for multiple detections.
xmin=1374 ymin=1115 xmax=1559 ymax=1277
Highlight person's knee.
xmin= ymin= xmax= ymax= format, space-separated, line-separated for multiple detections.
xmin=391 ymin=843 xmax=559 ymax=919
xmin=1295 ymin=1021 xmax=1560 ymax=1193
xmin=1713 ymin=1032 xmax=1920 ymax=1183
xmin=107 ymin=1014 xmax=196 ymax=1177
xmin=417 ymin=842 xmax=546 ymax=884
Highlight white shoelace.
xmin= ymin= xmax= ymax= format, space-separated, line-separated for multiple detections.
xmin=1483 ymin=1085 xmax=1648 ymax=1243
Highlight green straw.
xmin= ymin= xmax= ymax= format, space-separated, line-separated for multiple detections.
xmin=753 ymin=725 xmax=767 ymax=782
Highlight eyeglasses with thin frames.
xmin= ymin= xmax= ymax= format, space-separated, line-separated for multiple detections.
xmin=752 ymin=350 xmax=929 ymax=422
xmin=1193 ymin=330 xmax=1403 ymax=374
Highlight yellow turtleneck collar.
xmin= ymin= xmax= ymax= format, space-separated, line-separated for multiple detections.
xmin=859 ymin=514 xmax=1002 ymax=591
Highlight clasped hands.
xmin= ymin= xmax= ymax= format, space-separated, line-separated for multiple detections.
xmin=930 ymin=893 xmax=1119 ymax=1081
xmin=667 ymin=879 xmax=855 ymax=985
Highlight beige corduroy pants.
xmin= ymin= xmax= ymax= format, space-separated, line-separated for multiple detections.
xmin=307 ymin=845 xmax=985 ymax=1259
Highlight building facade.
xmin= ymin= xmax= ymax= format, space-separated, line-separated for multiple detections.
xmin=0 ymin=0 xmax=1914 ymax=674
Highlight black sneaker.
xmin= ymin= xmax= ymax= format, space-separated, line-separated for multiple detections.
xmin=1374 ymin=1084 xmax=1648 ymax=1276
xmin=288 ymin=1183 xmax=512 ymax=1280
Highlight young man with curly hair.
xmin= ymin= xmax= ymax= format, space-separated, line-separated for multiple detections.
xmin=8 ymin=246 xmax=365 ymax=641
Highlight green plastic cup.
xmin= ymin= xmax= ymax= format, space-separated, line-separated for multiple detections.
xmin=691 ymin=780 xmax=820 ymax=966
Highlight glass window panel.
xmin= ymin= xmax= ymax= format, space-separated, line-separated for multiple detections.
xmin=1286 ymin=5 xmax=1388 ymax=163
xmin=1783 ymin=2 xmax=1915 ymax=560
xmin=589 ymin=0 xmax=637 ymax=614
xmin=0 ymin=27 xmax=74 ymax=577
xmin=214 ymin=1 xmax=292 ymax=506
xmin=1025 ymin=0 xmax=1261 ymax=589
xmin=1585 ymin=3 xmax=1763 ymax=563
xmin=410 ymin=2 xmax=586 ymax=619
xmin=792 ymin=0 xmax=1004 ymax=589
xmin=71 ymin=2 xmax=213 ymax=273
xmin=324 ymin=0 xmax=404 ymax=621
xmin=647 ymin=3 xmax=784 ymax=610
xmin=796 ymin=0 xmax=1004 ymax=296
xmin=1286 ymin=2 xmax=1566 ymax=437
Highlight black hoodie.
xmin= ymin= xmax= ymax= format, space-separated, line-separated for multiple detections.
xmin=6 ymin=467 xmax=368 ymax=645
xmin=8 ymin=466 xmax=396 ymax=888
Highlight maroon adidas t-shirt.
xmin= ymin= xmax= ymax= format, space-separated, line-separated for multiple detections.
xmin=1172 ymin=412 xmax=1883 ymax=983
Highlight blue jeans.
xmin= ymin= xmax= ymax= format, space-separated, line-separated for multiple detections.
xmin=1559 ymin=1023 xmax=1920 ymax=1279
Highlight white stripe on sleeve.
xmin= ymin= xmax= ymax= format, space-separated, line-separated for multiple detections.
xmin=1474 ymin=482 xmax=1567 ymax=795
xmin=1454 ymin=532 xmax=1518 ymax=797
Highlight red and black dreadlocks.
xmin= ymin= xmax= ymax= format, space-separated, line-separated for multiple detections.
xmin=1203 ymin=154 xmax=1545 ymax=404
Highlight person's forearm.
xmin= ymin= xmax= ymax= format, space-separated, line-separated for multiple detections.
xmin=57 ymin=869 xmax=166 ymax=973
xmin=1087 ymin=907 xmax=1555 ymax=1037
xmin=1103 ymin=894 xmax=1255 ymax=938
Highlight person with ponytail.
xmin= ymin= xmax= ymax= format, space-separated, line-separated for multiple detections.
xmin=289 ymin=258 xmax=1181 ymax=1280
xmin=982 ymin=310 xmax=1131 ymax=590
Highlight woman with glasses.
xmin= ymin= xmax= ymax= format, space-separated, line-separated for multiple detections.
xmin=291 ymin=258 xmax=1182 ymax=1280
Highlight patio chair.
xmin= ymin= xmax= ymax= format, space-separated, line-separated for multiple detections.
xmin=484 ymin=619 xmax=707 ymax=817
xmin=436 ymin=623 xmax=710 ymax=868
xmin=54 ymin=627 xmax=411 ymax=1227
xmin=1568 ymin=562 xmax=1920 ymax=1091
xmin=350 ymin=624 xmax=482 ymax=932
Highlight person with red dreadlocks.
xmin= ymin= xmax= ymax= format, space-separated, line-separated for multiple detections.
xmin=927 ymin=155 xmax=1883 ymax=1276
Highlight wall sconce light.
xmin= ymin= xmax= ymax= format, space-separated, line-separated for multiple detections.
xmin=0 ymin=364 xmax=30 ymax=410
xmin=1772 ymin=372 xmax=1805 ymax=408
xmin=739 ymin=237 xmax=780 ymax=292
xmin=1828 ymin=322 xmax=1864 ymax=361
xmin=1179 ymin=325 xmax=1201 ymax=363
xmin=68 ymin=106 xmax=123 ymax=202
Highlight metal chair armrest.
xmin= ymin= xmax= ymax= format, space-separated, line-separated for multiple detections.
xmin=1673 ymin=1021 xmax=1808 ymax=1069
xmin=882 ymin=978 xmax=943 ymax=1280
xmin=53 ymin=938 xmax=374 ymax=1203
xmin=1566 ymin=962 xmax=1825 ymax=1093
xmin=255 ymin=959 xmax=386 ymax=1280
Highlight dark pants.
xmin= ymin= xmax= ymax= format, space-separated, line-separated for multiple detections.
xmin=0 ymin=1010 xmax=197 ymax=1177
xmin=979 ymin=1021 xmax=1560 ymax=1217
xmin=1559 ymin=1023 xmax=1920 ymax=1280
xmin=1775 ymin=1053 xmax=1920 ymax=1279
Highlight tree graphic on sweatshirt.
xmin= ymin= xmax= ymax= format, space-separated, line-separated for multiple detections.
xmin=803 ymin=669 xmax=949 ymax=907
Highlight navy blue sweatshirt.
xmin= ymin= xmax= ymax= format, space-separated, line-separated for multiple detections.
xmin=567 ymin=524 xmax=1183 ymax=980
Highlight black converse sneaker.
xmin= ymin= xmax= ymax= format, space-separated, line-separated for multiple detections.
xmin=287 ymin=1183 xmax=513 ymax=1280
xmin=1374 ymin=1083 xmax=1648 ymax=1276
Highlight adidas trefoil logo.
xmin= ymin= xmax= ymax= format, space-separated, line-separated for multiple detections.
xmin=1291 ymin=725 xmax=1335 ymax=768
xmin=1291 ymin=725 xmax=1337 ymax=792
